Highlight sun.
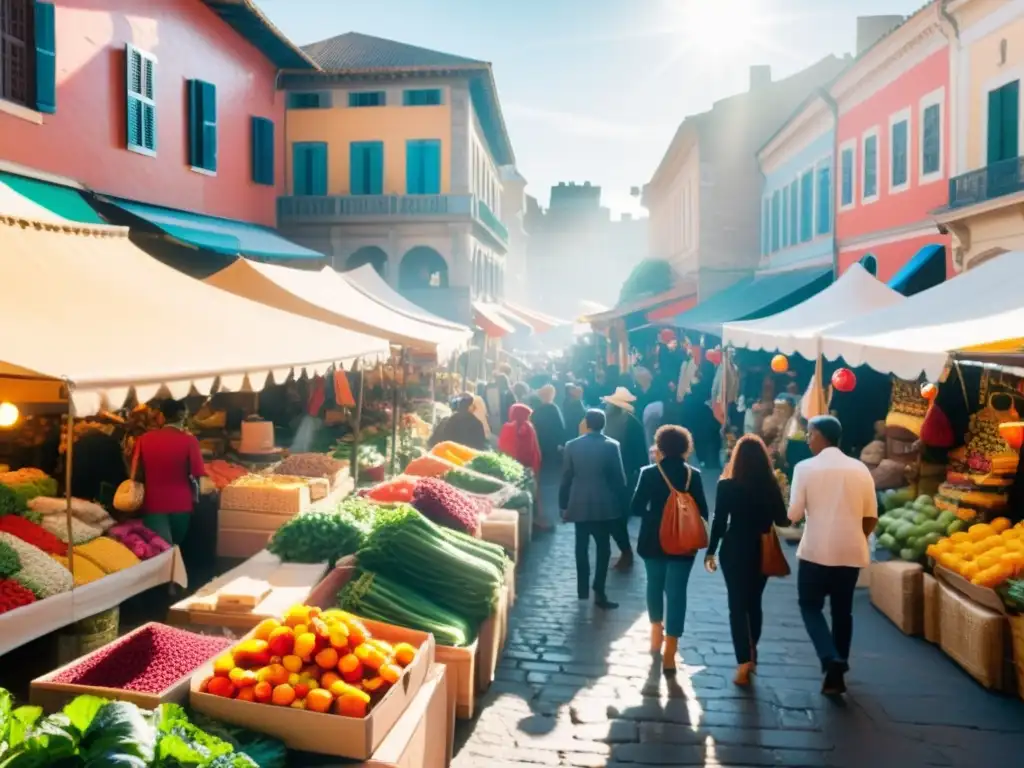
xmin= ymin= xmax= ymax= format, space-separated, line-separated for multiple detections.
xmin=668 ymin=0 xmax=769 ymax=59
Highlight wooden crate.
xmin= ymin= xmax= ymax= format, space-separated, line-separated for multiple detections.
xmin=475 ymin=583 xmax=509 ymax=693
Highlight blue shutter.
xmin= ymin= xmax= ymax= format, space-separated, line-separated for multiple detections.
xmin=841 ymin=149 xmax=853 ymax=205
xmin=892 ymin=121 xmax=908 ymax=187
xmin=1003 ymin=81 xmax=1020 ymax=162
xmin=817 ymin=165 xmax=831 ymax=235
xmin=188 ymin=80 xmax=201 ymax=167
xmin=864 ymin=136 xmax=877 ymax=197
xmin=34 ymin=2 xmax=56 ymax=113
xmin=201 ymin=81 xmax=217 ymax=172
xmin=770 ymin=191 xmax=780 ymax=252
xmin=293 ymin=144 xmax=310 ymax=195
xmin=923 ymin=105 xmax=941 ymax=175
xmin=311 ymin=144 xmax=328 ymax=195
xmin=406 ymin=141 xmax=422 ymax=193
xmin=368 ymin=143 xmax=383 ymax=194
xmin=789 ymin=182 xmax=798 ymax=244
xmin=350 ymin=143 xmax=367 ymax=195
xmin=800 ymin=171 xmax=813 ymax=242
xmin=251 ymin=117 xmax=274 ymax=186
xmin=423 ymin=140 xmax=441 ymax=194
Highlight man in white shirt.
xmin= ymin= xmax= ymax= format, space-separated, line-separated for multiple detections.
xmin=788 ymin=415 xmax=878 ymax=695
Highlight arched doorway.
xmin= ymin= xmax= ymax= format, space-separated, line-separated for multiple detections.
xmin=399 ymin=246 xmax=449 ymax=290
xmin=345 ymin=246 xmax=388 ymax=278
xmin=859 ymin=254 xmax=878 ymax=276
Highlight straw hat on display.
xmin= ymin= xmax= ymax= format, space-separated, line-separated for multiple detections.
xmin=602 ymin=387 xmax=637 ymax=413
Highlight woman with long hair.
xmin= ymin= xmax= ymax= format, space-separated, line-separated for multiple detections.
xmin=705 ymin=434 xmax=789 ymax=686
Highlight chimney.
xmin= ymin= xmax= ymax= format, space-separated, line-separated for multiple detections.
xmin=856 ymin=15 xmax=904 ymax=56
xmin=749 ymin=65 xmax=771 ymax=91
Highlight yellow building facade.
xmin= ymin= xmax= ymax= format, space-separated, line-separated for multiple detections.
xmin=940 ymin=0 xmax=1024 ymax=270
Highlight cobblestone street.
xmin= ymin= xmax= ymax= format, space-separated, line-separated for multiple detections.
xmin=454 ymin=476 xmax=1024 ymax=767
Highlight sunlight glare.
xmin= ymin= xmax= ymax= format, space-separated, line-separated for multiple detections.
xmin=670 ymin=0 xmax=768 ymax=59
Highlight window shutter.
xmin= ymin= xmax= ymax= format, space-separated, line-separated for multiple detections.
xmin=350 ymin=143 xmax=366 ymax=195
xmin=423 ymin=141 xmax=441 ymax=194
xmin=188 ymin=80 xmax=202 ymax=167
xmin=841 ymin=150 xmax=853 ymax=204
xmin=251 ymin=117 xmax=274 ymax=186
xmin=201 ymin=81 xmax=217 ymax=172
xmin=311 ymin=144 xmax=328 ymax=195
xmin=368 ymin=143 xmax=383 ymax=194
xmin=988 ymin=88 xmax=1003 ymax=165
xmin=34 ymin=2 xmax=56 ymax=113
xmin=1002 ymin=81 xmax=1020 ymax=162
xmin=293 ymin=144 xmax=310 ymax=195
xmin=923 ymin=105 xmax=940 ymax=174
xmin=405 ymin=141 xmax=420 ymax=193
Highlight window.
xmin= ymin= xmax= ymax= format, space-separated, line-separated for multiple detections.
xmin=126 ymin=44 xmax=157 ymax=155
xmin=287 ymin=92 xmax=331 ymax=109
xmin=987 ymin=80 xmax=1020 ymax=165
xmin=403 ymin=88 xmax=442 ymax=106
xmin=921 ymin=101 xmax=942 ymax=179
xmin=789 ymin=181 xmax=798 ymax=244
xmin=406 ymin=140 xmax=441 ymax=194
xmin=761 ymin=198 xmax=770 ymax=257
xmin=840 ymin=142 xmax=855 ymax=207
xmin=890 ymin=111 xmax=909 ymax=191
xmin=798 ymin=171 xmax=813 ymax=243
xmin=251 ymin=117 xmax=274 ymax=186
xmin=292 ymin=142 xmax=327 ymax=195
xmin=816 ymin=163 xmax=831 ymax=236
xmin=771 ymin=190 xmax=780 ymax=252
xmin=1 ymin=0 xmax=55 ymax=112
xmin=350 ymin=141 xmax=383 ymax=195
xmin=781 ymin=186 xmax=789 ymax=247
xmin=187 ymin=79 xmax=217 ymax=172
xmin=862 ymin=130 xmax=879 ymax=201
xmin=860 ymin=254 xmax=878 ymax=276
xmin=349 ymin=91 xmax=385 ymax=108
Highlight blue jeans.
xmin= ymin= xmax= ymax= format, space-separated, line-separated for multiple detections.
xmin=797 ymin=559 xmax=860 ymax=671
xmin=644 ymin=557 xmax=695 ymax=637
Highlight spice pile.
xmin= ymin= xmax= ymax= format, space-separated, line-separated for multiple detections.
xmin=52 ymin=624 xmax=231 ymax=693
xmin=106 ymin=520 xmax=171 ymax=560
xmin=410 ymin=477 xmax=481 ymax=535
xmin=275 ymin=453 xmax=347 ymax=481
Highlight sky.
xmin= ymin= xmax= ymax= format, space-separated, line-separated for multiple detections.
xmin=255 ymin=0 xmax=928 ymax=219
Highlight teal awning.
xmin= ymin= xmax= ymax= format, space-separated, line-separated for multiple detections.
xmin=104 ymin=198 xmax=324 ymax=260
xmin=888 ymin=244 xmax=945 ymax=297
xmin=0 ymin=172 xmax=105 ymax=224
xmin=672 ymin=267 xmax=832 ymax=337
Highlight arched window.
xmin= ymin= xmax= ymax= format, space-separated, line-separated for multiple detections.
xmin=345 ymin=246 xmax=388 ymax=277
xmin=399 ymin=246 xmax=448 ymax=290
xmin=860 ymin=254 xmax=878 ymax=276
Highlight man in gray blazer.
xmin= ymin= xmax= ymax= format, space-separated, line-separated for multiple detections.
xmin=559 ymin=408 xmax=629 ymax=609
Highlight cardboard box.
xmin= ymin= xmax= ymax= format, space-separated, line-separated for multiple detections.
xmin=217 ymin=528 xmax=272 ymax=559
xmin=938 ymin=581 xmax=1006 ymax=690
xmin=475 ymin=583 xmax=508 ymax=693
xmin=869 ymin=561 xmax=923 ymax=636
xmin=31 ymin=622 xmax=222 ymax=712
xmin=436 ymin=641 xmax=476 ymax=722
xmin=923 ymin=572 xmax=941 ymax=645
xmin=190 ymin=617 xmax=435 ymax=760
xmin=934 ymin=564 xmax=1007 ymax=614
xmin=481 ymin=510 xmax=519 ymax=563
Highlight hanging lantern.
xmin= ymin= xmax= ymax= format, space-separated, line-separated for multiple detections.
xmin=658 ymin=328 xmax=675 ymax=345
xmin=920 ymin=382 xmax=938 ymax=402
xmin=705 ymin=348 xmax=723 ymax=366
xmin=1000 ymin=422 xmax=1024 ymax=451
xmin=770 ymin=354 xmax=789 ymax=374
xmin=831 ymin=367 xmax=857 ymax=393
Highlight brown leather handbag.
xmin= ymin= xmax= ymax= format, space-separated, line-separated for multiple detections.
xmin=761 ymin=526 xmax=790 ymax=578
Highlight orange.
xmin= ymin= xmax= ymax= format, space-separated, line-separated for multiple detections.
xmin=315 ymin=647 xmax=339 ymax=670
xmin=283 ymin=604 xmax=311 ymax=628
xmin=379 ymin=663 xmax=402 ymax=685
xmin=253 ymin=618 xmax=281 ymax=641
xmin=236 ymin=687 xmax=256 ymax=702
xmin=271 ymin=683 xmax=296 ymax=706
xmin=328 ymin=627 xmax=350 ymax=651
xmin=282 ymin=655 xmax=304 ymax=674
xmin=294 ymin=632 xmax=317 ymax=660
xmin=290 ymin=698 xmax=306 ymax=709
xmin=393 ymin=643 xmax=417 ymax=667
xmin=320 ymin=671 xmax=341 ymax=690
xmin=253 ymin=681 xmax=273 ymax=703
xmin=198 ymin=675 xmax=214 ymax=693
xmin=294 ymin=682 xmax=311 ymax=699
xmin=207 ymin=677 xmax=236 ymax=699
xmin=267 ymin=627 xmax=295 ymax=657
xmin=212 ymin=654 xmax=235 ymax=677
xmin=263 ymin=663 xmax=289 ymax=687
xmin=306 ymin=687 xmax=333 ymax=713
xmin=335 ymin=693 xmax=368 ymax=718
xmin=229 ymin=668 xmax=258 ymax=688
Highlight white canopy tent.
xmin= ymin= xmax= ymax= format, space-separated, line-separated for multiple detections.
xmin=0 ymin=213 xmax=389 ymax=415
xmin=342 ymin=264 xmax=470 ymax=332
xmin=820 ymin=253 xmax=1024 ymax=381
xmin=205 ymin=260 xmax=472 ymax=359
xmin=723 ymin=263 xmax=905 ymax=358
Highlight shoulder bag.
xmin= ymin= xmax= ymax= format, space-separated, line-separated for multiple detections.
xmin=761 ymin=525 xmax=790 ymax=577
xmin=114 ymin=444 xmax=145 ymax=514
xmin=655 ymin=462 xmax=709 ymax=556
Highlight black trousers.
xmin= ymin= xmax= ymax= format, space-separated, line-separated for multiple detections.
xmin=574 ymin=520 xmax=613 ymax=599
xmin=797 ymin=560 xmax=860 ymax=670
xmin=722 ymin=550 xmax=768 ymax=665
xmin=611 ymin=517 xmax=632 ymax=555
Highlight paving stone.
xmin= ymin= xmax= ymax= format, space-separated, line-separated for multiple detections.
xmin=572 ymin=719 xmax=639 ymax=743
xmin=519 ymin=660 xmax=562 ymax=673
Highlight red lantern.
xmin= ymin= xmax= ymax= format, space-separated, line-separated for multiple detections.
xmin=999 ymin=422 xmax=1024 ymax=451
xmin=658 ymin=328 xmax=675 ymax=345
xmin=920 ymin=383 xmax=938 ymax=402
xmin=770 ymin=354 xmax=789 ymax=374
xmin=831 ymin=368 xmax=857 ymax=393
xmin=705 ymin=348 xmax=723 ymax=366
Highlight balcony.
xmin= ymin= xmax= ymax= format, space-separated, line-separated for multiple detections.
xmin=948 ymin=156 xmax=1024 ymax=209
xmin=277 ymin=194 xmax=508 ymax=247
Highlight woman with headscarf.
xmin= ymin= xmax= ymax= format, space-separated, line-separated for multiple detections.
xmin=498 ymin=403 xmax=550 ymax=531
xmin=428 ymin=394 xmax=488 ymax=450
xmin=531 ymin=384 xmax=566 ymax=471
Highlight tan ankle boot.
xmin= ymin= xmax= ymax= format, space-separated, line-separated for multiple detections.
xmin=734 ymin=662 xmax=754 ymax=686
xmin=663 ymin=636 xmax=678 ymax=675
xmin=650 ymin=622 xmax=664 ymax=653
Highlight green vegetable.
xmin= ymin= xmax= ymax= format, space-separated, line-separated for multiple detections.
xmin=339 ymin=570 xmax=475 ymax=647
xmin=946 ymin=519 xmax=966 ymax=535
xmin=466 ymin=453 xmax=525 ymax=485
xmin=357 ymin=505 xmax=505 ymax=624
xmin=1006 ymin=579 xmax=1024 ymax=610
xmin=185 ymin=714 xmax=286 ymax=768
xmin=877 ymin=533 xmax=897 ymax=552
xmin=267 ymin=508 xmax=366 ymax=565
xmin=0 ymin=541 xmax=19 ymax=579
xmin=0 ymin=485 xmax=19 ymax=517
xmin=442 ymin=469 xmax=504 ymax=494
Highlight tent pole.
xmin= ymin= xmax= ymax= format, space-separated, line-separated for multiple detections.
xmin=350 ymin=360 xmax=364 ymax=486
xmin=429 ymin=366 xmax=437 ymax=427
xmin=389 ymin=348 xmax=405 ymax=477
xmin=63 ymin=384 xmax=76 ymax=583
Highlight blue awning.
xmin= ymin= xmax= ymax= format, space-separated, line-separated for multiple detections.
xmin=103 ymin=198 xmax=324 ymax=261
xmin=672 ymin=267 xmax=832 ymax=337
xmin=888 ymin=244 xmax=946 ymax=297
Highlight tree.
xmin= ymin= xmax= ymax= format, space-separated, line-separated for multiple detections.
xmin=618 ymin=259 xmax=673 ymax=305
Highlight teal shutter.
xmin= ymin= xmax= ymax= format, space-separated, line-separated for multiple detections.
xmin=367 ymin=143 xmax=383 ymax=194
xmin=864 ymin=137 xmax=877 ymax=197
xmin=988 ymin=88 xmax=1004 ymax=165
xmin=1003 ymin=81 xmax=1020 ymax=161
xmin=817 ymin=165 xmax=831 ymax=235
xmin=293 ymin=145 xmax=309 ymax=194
xmin=201 ymin=81 xmax=217 ymax=171
xmin=841 ymin=149 xmax=853 ymax=205
xmin=127 ymin=46 xmax=156 ymax=153
xmin=251 ymin=117 xmax=274 ymax=186
xmin=771 ymin=191 xmax=780 ymax=252
xmin=789 ymin=182 xmax=798 ymax=242
xmin=800 ymin=171 xmax=813 ymax=242
xmin=350 ymin=143 xmax=367 ymax=194
xmin=892 ymin=121 xmax=908 ymax=187
xmin=406 ymin=141 xmax=422 ymax=193
xmin=34 ymin=2 xmax=56 ymax=113
xmin=188 ymin=80 xmax=201 ymax=167
xmin=310 ymin=144 xmax=328 ymax=195
xmin=423 ymin=140 xmax=441 ymax=194
xmin=923 ymin=105 xmax=941 ymax=174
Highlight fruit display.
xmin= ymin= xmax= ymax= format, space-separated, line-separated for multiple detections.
xmin=51 ymin=623 xmax=231 ymax=693
xmin=928 ymin=518 xmax=1024 ymax=588
xmin=198 ymin=605 xmax=419 ymax=718
xmin=74 ymin=536 xmax=142 ymax=574
xmin=0 ymin=531 xmax=73 ymax=597
xmin=357 ymin=505 xmax=508 ymax=625
xmin=365 ymin=475 xmax=417 ymax=504
xmin=875 ymin=494 xmax=963 ymax=563
xmin=410 ymin=477 xmax=481 ymax=535
xmin=429 ymin=441 xmax=481 ymax=466
xmin=0 ymin=688 xmax=276 ymax=766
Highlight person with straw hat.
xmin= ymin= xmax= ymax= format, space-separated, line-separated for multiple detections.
xmin=601 ymin=387 xmax=646 ymax=570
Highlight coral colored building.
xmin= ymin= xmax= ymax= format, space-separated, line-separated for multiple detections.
xmin=0 ymin=0 xmax=314 ymax=231
xmin=833 ymin=4 xmax=954 ymax=291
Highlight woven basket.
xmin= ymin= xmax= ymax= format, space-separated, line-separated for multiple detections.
xmin=1011 ymin=615 xmax=1024 ymax=700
